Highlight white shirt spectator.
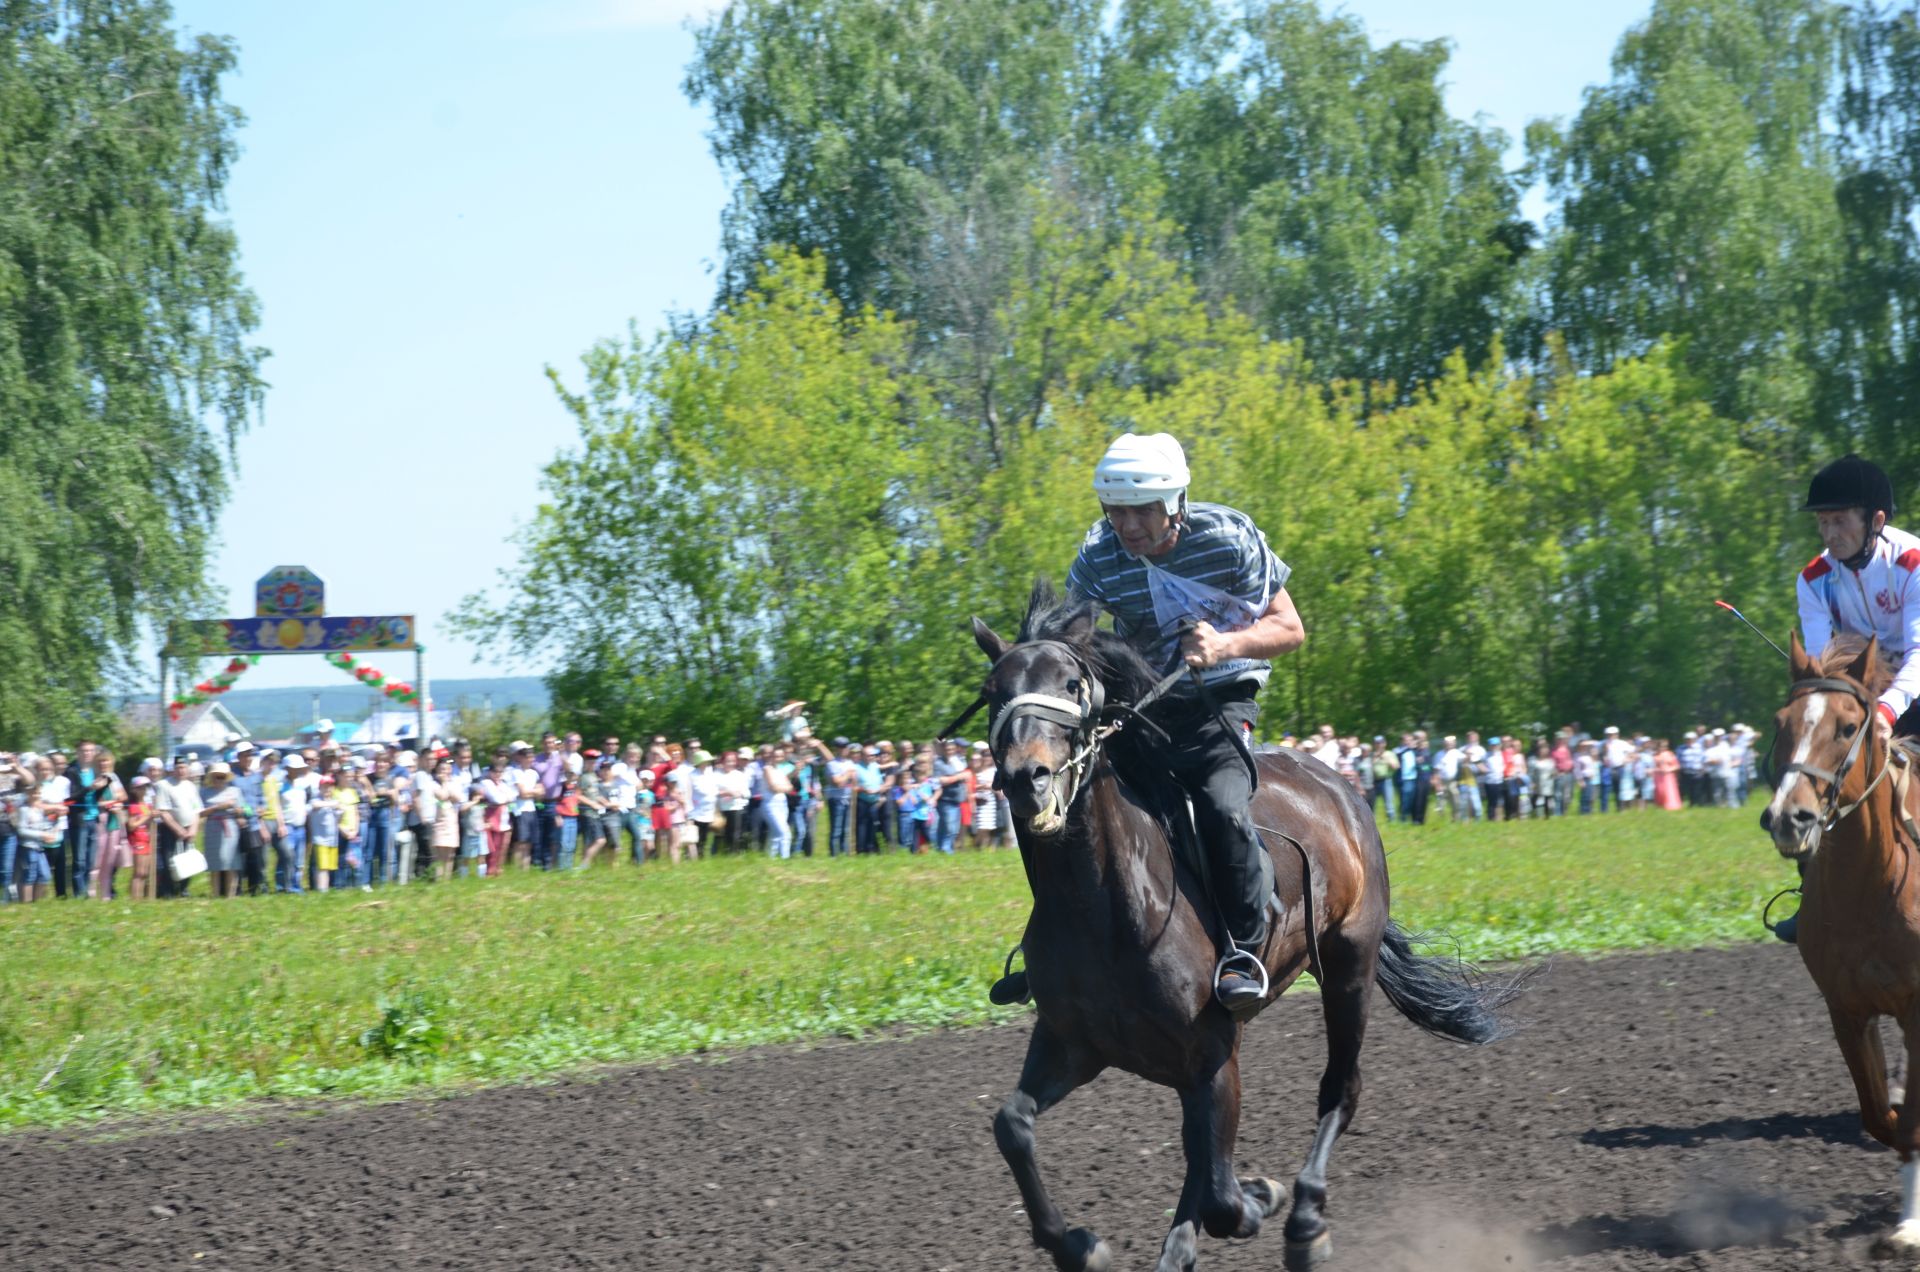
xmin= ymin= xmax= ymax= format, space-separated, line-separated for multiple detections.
xmin=1435 ymin=746 xmax=1462 ymax=781
xmin=689 ymin=768 xmax=719 ymax=822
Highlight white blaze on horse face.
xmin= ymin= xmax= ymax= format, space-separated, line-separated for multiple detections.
xmin=1767 ymin=693 xmax=1827 ymax=843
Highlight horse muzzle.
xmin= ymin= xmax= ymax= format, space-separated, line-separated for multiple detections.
xmin=1002 ymin=764 xmax=1055 ymax=821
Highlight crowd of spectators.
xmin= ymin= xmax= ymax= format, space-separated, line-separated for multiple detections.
xmin=0 ymin=713 xmax=1769 ymax=904
xmin=1285 ymin=721 xmax=1765 ymax=824
xmin=0 ymin=721 xmax=1015 ymax=903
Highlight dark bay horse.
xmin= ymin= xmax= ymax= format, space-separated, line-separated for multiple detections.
xmin=966 ymin=583 xmax=1526 ymax=1272
xmin=1763 ymin=633 xmax=1920 ymax=1258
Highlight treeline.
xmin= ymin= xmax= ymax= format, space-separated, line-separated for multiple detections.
xmin=460 ymin=0 xmax=1920 ymax=743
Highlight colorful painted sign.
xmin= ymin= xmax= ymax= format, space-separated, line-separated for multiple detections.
xmin=255 ymin=565 xmax=326 ymax=619
xmin=168 ymin=614 xmax=417 ymax=655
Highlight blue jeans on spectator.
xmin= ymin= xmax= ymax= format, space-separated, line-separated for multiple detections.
xmin=1600 ymin=766 xmax=1621 ymax=812
xmin=364 ymin=807 xmax=393 ymax=885
xmin=763 ymin=794 xmax=791 ymax=859
xmin=1370 ymin=777 xmax=1394 ymax=821
xmin=934 ymin=801 xmax=962 ymax=854
xmin=826 ymin=797 xmax=852 ymax=857
xmin=1397 ymin=777 xmax=1418 ymax=823
xmin=789 ymin=798 xmax=814 ymax=858
xmin=855 ymin=796 xmax=880 ymax=854
xmin=1580 ymin=782 xmax=1599 ymax=814
xmin=0 ymin=831 xmax=15 ymax=900
xmin=550 ymin=815 xmax=578 ymax=870
xmin=534 ymin=808 xmax=558 ymax=870
xmin=69 ymin=818 xmax=100 ymax=898
xmin=277 ymin=826 xmax=307 ymax=893
xmin=621 ymin=811 xmax=649 ymax=863
xmin=1452 ymin=779 xmax=1482 ymax=821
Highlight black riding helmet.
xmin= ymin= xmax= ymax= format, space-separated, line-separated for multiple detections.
xmin=1804 ymin=454 xmax=1896 ymax=571
xmin=1803 ymin=454 xmax=1896 ymax=517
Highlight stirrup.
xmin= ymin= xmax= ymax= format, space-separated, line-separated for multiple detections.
xmin=1763 ymin=887 xmax=1801 ymax=942
xmin=1214 ymin=940 xmax=1269 ymax=1015
xmin=989 ymin=943 xmax=1031 ymax=1006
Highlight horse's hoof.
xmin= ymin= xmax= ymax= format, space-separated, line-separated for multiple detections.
xmin=1284 ymin=1230 xmax=1332 ymax=1271
xmin=1240 ymin=1176 xmax=1285 ymax=1219
xmin=1062 ymin=1227 xmax=1111 ymax=1272
xmin=1871 ymin=1220 xmax=1920 ymax=1260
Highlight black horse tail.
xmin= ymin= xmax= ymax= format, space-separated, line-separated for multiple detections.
xmin=1374 ymin=921 xmax=1533 ymax=1045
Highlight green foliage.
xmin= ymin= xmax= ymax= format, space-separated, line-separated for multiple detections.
xmin=358 ymin=990 xmax=452 ymax=1064
xmin=449 ymin=703 xmax=547 ymax=760
xmin=0 ymin=1 xmax=263 ymax=743
xmin=0 ymin=802 xmax=1786 ymax=1129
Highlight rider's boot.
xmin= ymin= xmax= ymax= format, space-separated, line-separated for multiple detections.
xmin=989 ymin=942 xmax=1030 ymax=1005
xmin=1215 ymin=934 xmax=1269 ymax=1013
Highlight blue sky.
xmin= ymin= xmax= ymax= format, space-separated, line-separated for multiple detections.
xmin=166 ymin=0 xmax=1650 ymax=692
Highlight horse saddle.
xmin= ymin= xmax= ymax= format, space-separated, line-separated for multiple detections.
xmin=1171 ymin=795 xmax=1311 ymax=996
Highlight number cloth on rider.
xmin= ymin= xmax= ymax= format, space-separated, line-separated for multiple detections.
xmin=1797 ymin=522 xmax=1920 ymax=723
xmin=1066 ymin=501 xmax=1289 ymax=691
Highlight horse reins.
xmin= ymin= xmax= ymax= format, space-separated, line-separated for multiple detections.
xmin=944 ymin=646 xmax=1323 ymax=987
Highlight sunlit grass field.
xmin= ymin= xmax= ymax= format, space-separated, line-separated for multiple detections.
xmin=0 ymin=801 xmax=1785 ymax=1129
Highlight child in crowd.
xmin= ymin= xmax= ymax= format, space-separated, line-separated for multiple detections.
xmin=126 ymin=776 xmax=154 ymax=900
xmin=16 ymin=779 xmax=58 ymax=903
xmin=307 ymin=777 xmax=341 ymax=892
xmin=913 ymin=760 xmax=942 ymax=854
xmin=335 ymin=762 xmax=364 ymax=889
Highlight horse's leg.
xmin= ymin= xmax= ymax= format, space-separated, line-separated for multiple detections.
xmin=1829 ymin=1004 xmax=1898 ymax=1150
xmin=1870 ymin=1010 xmax=1920 ymax=1258
xmin=994 ymin=1022 xmax=1109 ymax=1272
xmin=1152 ymin=1052 xmax=1279 ymax=1272
xmin=1284 ymin=943 xmax=1373 ymax=1271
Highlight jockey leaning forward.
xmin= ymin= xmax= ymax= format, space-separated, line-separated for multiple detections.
xmin=988 ymin=431 xmax=1305 ymax=1013
xmin=1772 ymin=454 xmax=1920 ymax=945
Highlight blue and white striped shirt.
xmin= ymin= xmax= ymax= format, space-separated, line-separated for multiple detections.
xmin=1065 ymin=502 xmax=1289 ymax=688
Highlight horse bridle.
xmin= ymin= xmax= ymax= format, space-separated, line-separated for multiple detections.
xmin=941 ymin=642 xmax=1112 ymax=834
xmin=1778 ymin=676 xmax=1894 ymax=833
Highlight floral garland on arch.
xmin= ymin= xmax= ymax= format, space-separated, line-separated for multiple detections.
xmin=324 ymin=651 xmax=431 ymax=708
xmin=169 ymin=655 xmax=263 ymax=721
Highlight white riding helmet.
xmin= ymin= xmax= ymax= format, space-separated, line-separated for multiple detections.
xmin=1092 ymin=432 xmax=1189 ymax=515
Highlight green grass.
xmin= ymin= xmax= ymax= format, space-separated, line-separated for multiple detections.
xmin=0 ymin=802 xmax=1787 ymax=1129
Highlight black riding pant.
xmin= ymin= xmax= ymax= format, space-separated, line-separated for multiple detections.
xmin=1159 ymin=682 xmax=1273 ymax=947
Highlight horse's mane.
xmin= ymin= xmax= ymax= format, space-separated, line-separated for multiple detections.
xmin=1818 ymin=633 xmax=1897 ymax=696
xmin=1016 ymin=578 xmax=1161 ymax=705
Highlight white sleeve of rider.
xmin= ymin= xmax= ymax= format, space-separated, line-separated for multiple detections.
xmin=1797 ymin=573 xmax=1833 ymax=657
xmin=1884 ymin=565 xmax=1920 ymax=720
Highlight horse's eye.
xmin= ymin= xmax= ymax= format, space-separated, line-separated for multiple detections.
xmin=1065 ymin=678 xmax=1081 ymax=696
xmin=1841 ymin=722 xmax=1858 ymax=738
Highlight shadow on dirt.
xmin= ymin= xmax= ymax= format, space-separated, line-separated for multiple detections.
xmin=1579 ymin=1109 xmax=1872 ymax=1151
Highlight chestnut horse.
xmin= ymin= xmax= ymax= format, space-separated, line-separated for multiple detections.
xmin=1764 ymin=632 xmax=1920 ymax=1258
xmin=964 ymin=583 xmax=1525 ymax=1272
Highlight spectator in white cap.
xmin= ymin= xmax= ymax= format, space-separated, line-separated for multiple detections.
xmin=277 ymin=753 xmax=315 ymax=894
xmin=201 ymin=761 xmax=244 ymax=898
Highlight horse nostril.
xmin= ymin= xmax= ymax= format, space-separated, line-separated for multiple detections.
xmin=1759 ymin=809 xmax=1773 ymax=833
xmin=1789 ymin=806 xmax=1818 ymax=825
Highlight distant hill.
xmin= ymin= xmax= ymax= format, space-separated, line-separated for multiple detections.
xmin=175 ymin=676 xmax=550 ymax=737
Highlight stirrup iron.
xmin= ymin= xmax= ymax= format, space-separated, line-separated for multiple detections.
xmin=1214 ymin=939 xmax=1269 ymax=1014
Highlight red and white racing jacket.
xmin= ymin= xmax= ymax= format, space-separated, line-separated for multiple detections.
xmin=1797 ymin=522 xmax=1920 ymax=727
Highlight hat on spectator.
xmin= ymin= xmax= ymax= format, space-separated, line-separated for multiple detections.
xmin=233 ymin=741 xmax=255 ymax=756
xmin=315 ymin=719 xmax=335 ymax=732
xmin=865 ymin=746 xmax=880 ymax=756
xmin=832 ymin=736 xmax=850 ymax=748
xmin=283 ymin=754 xmax=307 ymax=770
xmin=583 ymin=749 xmax=600 ymax=759
xmin=131 ymin=775 xmax=151 ymax=788
xmin=1604 ymin=725 xmax=1620 ymax=735
xmin=509 ymin=740 xmax=531 ymax=753
xmin=141 ymin=756 xmax=163 ymax=772
xmin=207 ymin=761 xmax=232 ymax=778
xmin=692 ymin=750 xmax=714 ymax=765
xmin=972 ymin=740 xmax=990 ymax=752
xmin=396 ymin=751 xmax=418 ymax=768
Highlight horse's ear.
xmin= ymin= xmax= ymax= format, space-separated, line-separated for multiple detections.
xmin=1790 ymin=631 xmax=1817 ymax=680
xmin=1845 ymin=636 xmax=1881 ymax=687
xmin=1055 ymin=603 xmax=1097 ymax=646
xmin=973 ymin=617 xmax=1010 ymax=663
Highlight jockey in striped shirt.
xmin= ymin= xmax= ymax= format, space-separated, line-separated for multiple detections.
xmin=989 ymin=432 xmax=1305 ymax=1012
